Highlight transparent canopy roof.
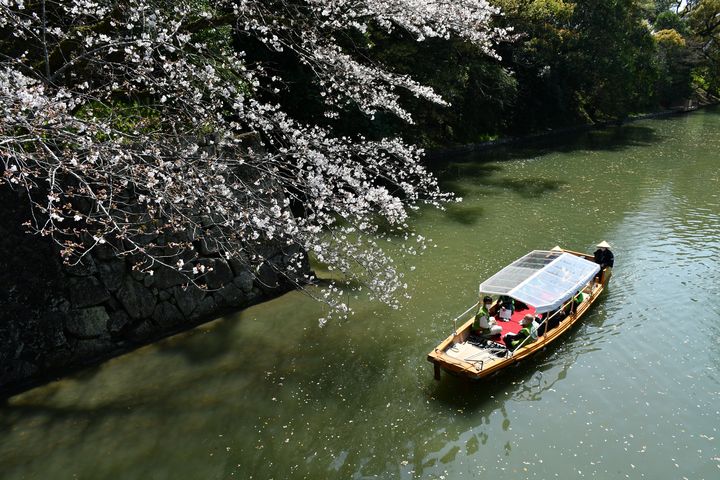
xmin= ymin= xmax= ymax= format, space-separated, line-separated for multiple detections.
xmin=479 ymin=250 xmax=600 ymax=314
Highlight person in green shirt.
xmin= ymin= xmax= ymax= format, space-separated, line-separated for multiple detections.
xmin=473 ymin=295 xmax=501 ymax=337
xmin=564 ymin=291 xmax=585 ymax=315
xmin=502 ymin=314 xmax=538 ymax=351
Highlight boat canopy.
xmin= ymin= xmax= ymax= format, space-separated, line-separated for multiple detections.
xmin=479 ymin=250 xmax=600 ymax=314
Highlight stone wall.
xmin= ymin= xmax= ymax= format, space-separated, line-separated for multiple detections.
xmin=0 ymin=187 xmax=309 ymax=396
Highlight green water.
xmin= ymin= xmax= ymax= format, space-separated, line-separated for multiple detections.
xmin=2 ymin=109 xmax=720 ymax=479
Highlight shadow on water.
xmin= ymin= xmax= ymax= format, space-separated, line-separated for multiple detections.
xmin=437 ymin=165 xmax=566 ymax=202
xmin=443 ymin=203 xmax=486 ymax=225
xmin=0 ymin=368 xmax=202 ymax=434
xmin=421 ymin=124 xmax=661 ymax=226
xmin=428 ymin=303 xmax=610 ymax=413
xmin=554 ymin=124 xmax=662 ymax=153
xmin=404 ymin=352 xmax=580 ymax=477
xmin=151 ymin=314 xmax=242 ymax=363
xmin=491 ymin=177 xmax=565 ymax=198
xmin=0 ymin=394 xmax=156 ymax=423
xmin=406 ymin=318 xmax=605 ymax=477
xmin=429 ymin=351 xmax=570 ymax=412
xmin=150 ymin=309 xmax=314 ymax=367
xmin=427 ymin=144 xmax=566 ymax=201
xmin=428 ymin=124 xmax=663 ymax=180
xmin=149 ymin=277 xmax=359 ymax=365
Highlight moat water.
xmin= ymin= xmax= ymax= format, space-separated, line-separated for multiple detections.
xmin=2 ymin=108 xmax=719 ymax=479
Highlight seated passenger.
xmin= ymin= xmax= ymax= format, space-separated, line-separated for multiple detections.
xmin=473 ymin=295 xmax=502 ymax=337
xmin=564 ymin=291 xmax=585 ymax=315
xmin=503 ymin=314 xmax=538 ymax=351
xmin=538 ymin=309 xmax=566 ymax=335
xmin=535 ymin=312 xmax=547 ymax=336
xmin=574 ymin=291 xmax=584 ymax=307
xmin=498 ymin=295 xmax=514 ymax=321
xmin=514 ymin=300 xmax=529 ymax=311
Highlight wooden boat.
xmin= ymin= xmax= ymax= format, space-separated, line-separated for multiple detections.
xmin=427 ymin=247 xmax=612 ymax=380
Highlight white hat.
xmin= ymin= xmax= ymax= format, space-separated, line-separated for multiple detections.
xmin=596 ymin=240 xmax=611 ymax=248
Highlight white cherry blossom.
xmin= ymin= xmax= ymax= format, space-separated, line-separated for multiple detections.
xmin=0 ymin=0 xmax=506 ymax=320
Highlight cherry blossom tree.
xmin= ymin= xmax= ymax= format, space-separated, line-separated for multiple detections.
xmin=0 ymin=0 xmax=507 ymax=321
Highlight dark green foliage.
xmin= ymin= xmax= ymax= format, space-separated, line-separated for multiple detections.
xmin=566 ymin=0 xmax=660 ymax=121
xmin=184 ymin=0 xmax=720 ymax=149
xmin=361 ymin=0 xmax=720 ymax=146
xmin=361 ymin=33 xmax=518 ymax=146
xmin=653 ymin=29 xmax=696 ymax=106
xmin=655 ymin=11 xmax=690 ymax=34
xmin=686 ymin=0 xmax=720 ymax=97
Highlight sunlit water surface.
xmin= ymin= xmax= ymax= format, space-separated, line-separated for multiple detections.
xmin=2 ymin=109 xmax=720 ymax=479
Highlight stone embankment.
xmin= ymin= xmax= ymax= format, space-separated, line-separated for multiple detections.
xmin=0 ymin=186 xmax=309 ymax=396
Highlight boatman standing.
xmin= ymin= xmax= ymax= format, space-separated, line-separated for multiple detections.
xmin=593 ymin=241 xmax=614 ymax=269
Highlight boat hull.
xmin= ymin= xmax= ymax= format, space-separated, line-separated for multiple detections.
xmin=428 ymin=252 xmax=610 ymax=381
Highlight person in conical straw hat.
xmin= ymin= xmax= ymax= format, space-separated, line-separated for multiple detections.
xmin=593 ymin=241 xmax=614 ymax=269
